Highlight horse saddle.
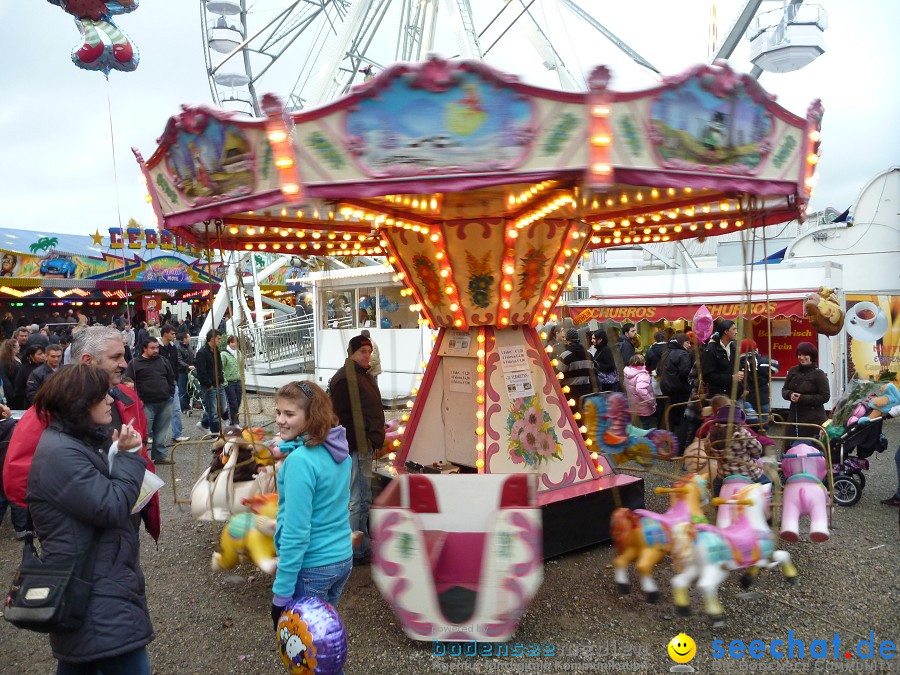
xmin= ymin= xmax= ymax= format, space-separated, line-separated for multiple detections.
xmin=697 ymin=519 xmax=759 ymax=565
xmin=635 ymin=501 xmax=691 ymax=534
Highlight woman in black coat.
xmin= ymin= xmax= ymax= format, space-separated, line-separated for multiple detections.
xmin=781 ymin=341 xmax=830 ymax=438
xmin=27 ymin=364 xmax=154 ymax=673
xmin=591 ymin=330 xmax=620 ymax=392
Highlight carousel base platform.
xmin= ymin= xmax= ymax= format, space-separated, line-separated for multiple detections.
xmin=537 ymin=473 xmax=645 ymax=559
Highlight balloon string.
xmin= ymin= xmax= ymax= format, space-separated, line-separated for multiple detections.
xmin=106 ymin=85 xmax=135 ymax=336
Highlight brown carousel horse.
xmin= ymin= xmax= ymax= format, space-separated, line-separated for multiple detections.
xmin=610 ymin=473 xmax=709 ymax=602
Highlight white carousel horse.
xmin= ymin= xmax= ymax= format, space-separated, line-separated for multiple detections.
xmin=669 ymin=482 xmax=797 ymax=627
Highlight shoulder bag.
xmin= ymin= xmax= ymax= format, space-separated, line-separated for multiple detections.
xmin=4 ymin=529 xmax=102 ymax=633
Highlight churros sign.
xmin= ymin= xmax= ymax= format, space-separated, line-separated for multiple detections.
xmin=569 ymin=299 xmax=803 ymax=324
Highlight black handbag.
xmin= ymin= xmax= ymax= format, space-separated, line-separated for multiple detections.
xmin=3 ymin=530 xmax=102 ymax=633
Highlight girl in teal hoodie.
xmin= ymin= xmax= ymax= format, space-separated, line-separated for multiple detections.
xmin=271 ymin=381 xmax=353 ymax=628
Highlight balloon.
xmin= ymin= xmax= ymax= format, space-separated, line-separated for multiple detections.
xmin=277 ymin=597 xmax=348 ymax=675
xmin=50 ymin=0 xmax=141 ymax=76
xmin=692 ymin=304 xmax=713 ymax=343
xmin=804 ymin=287 xmax=844 ymax=336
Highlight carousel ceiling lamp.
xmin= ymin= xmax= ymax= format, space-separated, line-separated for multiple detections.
xmin=244 ymin=243 xmax=252 ymax=250
xmin=586 ymin=66 xmax=613 ymax=188
xmin=286 ymin=243 xmax=294 ymax=250
xmin=247 ymin=227 xmax=256 ymax=235
xmin=228 ymin=226 xmax=239 ymax=235
xmin=262 ymin=95 xmax=302 ymax=202
xmin=497 ymin=225 xmax=517 ymax=327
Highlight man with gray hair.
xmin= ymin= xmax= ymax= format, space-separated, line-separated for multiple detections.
xmin=2 ymin=326 xmax=161 ymax=541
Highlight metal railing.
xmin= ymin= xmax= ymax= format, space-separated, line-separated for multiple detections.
xmin=240 ymin=315 xmax=315 ymax=372
xmin=561 ymin=286 xmax=590 ymax=303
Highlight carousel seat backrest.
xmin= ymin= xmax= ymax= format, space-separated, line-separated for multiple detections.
xmin=404 ymin=473 xmax=536 ymax=592
xmin=782 ymin=443 xmax=827 ymax=480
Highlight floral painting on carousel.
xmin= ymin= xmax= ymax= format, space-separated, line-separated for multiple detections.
xmin=507 ymin=394 xmax=563 ymax=467
xmin=345 ymin=69 xmax=534 ymax=177
xmin=466 ymin=251 xmax=494 ymax=309
xmin=649 ymin=74 xmax=773 ymax=172
xmin=517 ymin=247 xmax=549 ymax=303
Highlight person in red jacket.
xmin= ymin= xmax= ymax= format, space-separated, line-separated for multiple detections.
xmin=2 ymin=326 xmax=160 ymax=541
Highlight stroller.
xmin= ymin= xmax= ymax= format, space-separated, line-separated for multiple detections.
xmin=185 ymin=369 xmax=205 ymax=417
xmin=827 ymin=417 xmax=889 ymax=507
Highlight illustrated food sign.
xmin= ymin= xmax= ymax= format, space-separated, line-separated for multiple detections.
xmin=345 ymin=70 xmax=534 ymax=177
xmin=845 ymin=295 xmax=899 ymax=384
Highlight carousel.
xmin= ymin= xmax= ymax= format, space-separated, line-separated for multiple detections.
xmin=136 ymin=56 xmax=821 ymax=640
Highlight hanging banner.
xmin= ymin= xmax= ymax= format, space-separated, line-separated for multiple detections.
xmin=751 ymin=316 xmax=817 ymax=371
xmin=569 ymin=298 xmax=804 ymax=325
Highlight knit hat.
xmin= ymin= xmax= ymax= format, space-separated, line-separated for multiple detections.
xmin=348 ymin=334 xmax=372 ymax=355
xmin=565 ymin=328 xmax=579 ymax=342
xmin=714 ymin=405 xmax=746 ymax=425
xmin=740 ymin=338 xmax=757 ymax=353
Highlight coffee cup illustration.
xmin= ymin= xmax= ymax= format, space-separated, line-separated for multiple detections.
xmin=846 ymin=301 xmax=888 ymax=342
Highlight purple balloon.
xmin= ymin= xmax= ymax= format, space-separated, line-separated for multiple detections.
xmin=277 ymin=596 xmax=347 ymax=674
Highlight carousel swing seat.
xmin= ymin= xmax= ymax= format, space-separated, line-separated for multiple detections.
xmin=371 ymin=472 xmax=542 ymax=641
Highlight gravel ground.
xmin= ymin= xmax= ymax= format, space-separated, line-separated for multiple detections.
xmin=0 ymin=394 xmax=897 ymax=674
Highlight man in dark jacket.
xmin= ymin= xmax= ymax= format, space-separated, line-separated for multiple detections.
xmin=740 ymin=338 xmax=779 ymax=423
xmin=329 ymin=334 xmax=385 ymax=564
xmin=158 ymin=324 xmax=187 ymax=443
xmin=700 ymin=319 xmax=743 ymax=398
xmin=617 ymin=322 xmax=637 ymax=365
xmin=660 ymin=333 xmax=693 ymax=451
xmin=644 ymin=331 xmax=668 ymax=374
xmin=195 ymin=329 xmax=226 ymax=434
xmin=25 ymin=343 xmax=62 ymax=406
xmin=557 ymin=328 xmax=594 ymax=411
xmin=125 ymin=337 xmax=176 ymax=464
xmin=175 ymin=330 xmax=195 ymax=413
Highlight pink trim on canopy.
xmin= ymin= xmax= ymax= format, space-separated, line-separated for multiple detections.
xmin=161 ymin=189 xmax=285 ymax=234
xmin=614 ymin=169 xmax=800 ymax=196
xmin=305 ymin=170 xmax=581 ymax=200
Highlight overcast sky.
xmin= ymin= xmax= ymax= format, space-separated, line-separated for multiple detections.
xmin=2 ymin=1 xmax=897 ymax=237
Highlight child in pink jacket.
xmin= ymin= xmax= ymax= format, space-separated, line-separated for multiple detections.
xmin=624 ymin=354 xmax=657 ymax=429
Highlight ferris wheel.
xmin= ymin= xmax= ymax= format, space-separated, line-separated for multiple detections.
xmin=200 ymin=0 xmax=663 ymax=116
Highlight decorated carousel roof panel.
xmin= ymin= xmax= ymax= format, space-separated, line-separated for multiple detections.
xmin=136 ymin=58 xmax=821 ymax=255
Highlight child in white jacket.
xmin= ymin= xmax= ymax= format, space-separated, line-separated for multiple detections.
xmin=624 ymin=354 xmax=657 ymax=429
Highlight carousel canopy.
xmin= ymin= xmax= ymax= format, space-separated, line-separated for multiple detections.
xmin=135 ymin=58 xmax=821 ymax=328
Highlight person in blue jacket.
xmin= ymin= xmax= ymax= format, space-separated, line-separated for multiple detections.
xmin=270 ymin=380 xmax=353 ymax=629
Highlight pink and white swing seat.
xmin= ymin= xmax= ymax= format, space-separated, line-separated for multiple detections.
xmin=371 ymin=472 xmax=543 ymax=642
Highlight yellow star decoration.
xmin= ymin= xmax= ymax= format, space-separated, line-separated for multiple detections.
xmin=90 ymin=229 xmax=105 ymax=246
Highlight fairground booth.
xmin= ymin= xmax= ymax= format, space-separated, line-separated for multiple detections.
xmin=136 ymin=57 xmax=821 ymax=640
xmin=0 ymin=226 xmax=225 ymax=324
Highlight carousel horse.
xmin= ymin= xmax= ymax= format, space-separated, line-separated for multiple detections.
xmin=211 ymin=493 xmax=278 ymax=575
xmin=610 ymin=473 xmax=709 ymax=602
xmin=780 ymin=443 xmax=830 ymax=542
xmin=582 ymin=392 xmax=678 ymax=464
xmin=669 ymin=483 xmax=797 ymax=627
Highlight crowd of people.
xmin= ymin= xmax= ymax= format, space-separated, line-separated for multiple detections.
xmin=544 ymin=319 xmax=836 ymax=498
xmin=0 ymin=321 xmax=384 ymax=672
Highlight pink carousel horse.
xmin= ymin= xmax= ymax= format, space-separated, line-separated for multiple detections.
xmin=781 ymin=443 xmax=830 ymax=542
xmin=670 ymin=483 xmax=797 ymax=627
